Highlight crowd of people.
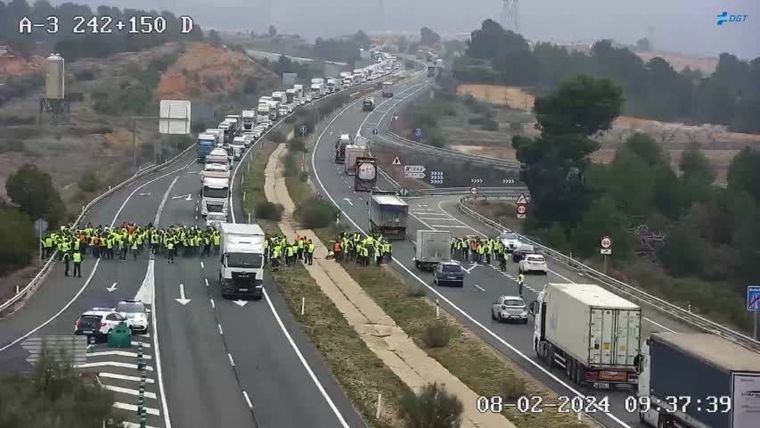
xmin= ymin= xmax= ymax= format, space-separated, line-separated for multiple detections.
xmin=329 ymin=232 xmax=393 ymax=266
xmin=450 ymin=236 xmax=512 ymax=270
xmin=264 ymin=234 xmax=316 ymax=269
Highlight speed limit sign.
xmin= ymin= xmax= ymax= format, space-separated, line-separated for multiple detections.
xmin=600 ymin=236 xmax=612 ymax=255
xmin=516 ymin=205 xmax=527 ymax=214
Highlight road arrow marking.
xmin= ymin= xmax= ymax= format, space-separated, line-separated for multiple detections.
xmin=473 ymin=283 xmax=485 ymax=292
xmin=137 ymin=192 xmax=152 ymax=196
xmin=106 ymin=282 xmax=118 ymax=292
xmin=175 ymin=283 xmax=191 ymax=305
xmin=343 ymin=198 xmax=353 ymax=206
xmin=462 ymin=263 xmax=478 ymax=274
xmin=171 ymin=193 xmax=192 ymax=200
xmin=233 ymin=300 xmax=248 ymax=307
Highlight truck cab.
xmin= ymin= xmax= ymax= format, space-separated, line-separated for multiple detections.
xmin=219 ymin=223 xmax=265 ymax=300
xmin=241 ymin=110 xmax=256 ymax=131
xmin=335 ymin=134 xmax=350 ymax=163
xmin=201 ymin=176 xmax=229 ymax=217
xmin=382 ymin=81 xmax=394 ymax=98
xmin=362 ymin=97 xmax=375 ymax=111
xmin=256 ymin=103 xmax=271 ymax=126
xmin=196 ymin=133 xmax=216 ymax=162
xmin=310 ymin=83 xmax=323 ymax=99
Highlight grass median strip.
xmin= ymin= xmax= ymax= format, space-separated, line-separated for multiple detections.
xmin=242 ymin=140 xmax=409 ymax=427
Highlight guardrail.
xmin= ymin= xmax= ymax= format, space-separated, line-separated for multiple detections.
xmin=457 ymin=195 xmax=760 ymax=353
xmin=0 ymin=144 xmax=195 ymax=318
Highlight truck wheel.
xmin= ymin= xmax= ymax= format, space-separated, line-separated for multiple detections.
xmin=414 ymin=261 xmax=420 ymax=270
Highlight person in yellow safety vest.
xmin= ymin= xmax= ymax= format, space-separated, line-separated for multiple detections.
xmin=62 ymin=251 xmax=71 ymax=277
xmin=213 ymin=232 xmax=221 ymax=254
xmin=166 ymin=240 xmax=175 ymax=263
xmin=271 ymin=245 xmax=281 ymax=269
xmin=130 ymin=237 xmax=139 ymax=260
xmin=203 ymin=234 xmax=211 ymax=257
xmin=518 ymin=273 xmax=525 ymax=296
xmin=375 ymin=241 xmax=384 ymax=265
xmin=43 ymin=234 xmax=54 ymax=258
xmin=305 ymin=240 xmax=315 ymax=265
xmin=106 ymin=236 xmax=114 ymax=260
xmin=361 ymin=245 xmax=370 ymax=266
xmin=286 ymin=244 xmax=296 ymax=266
xmin=151 ymin=232 xmax=160 ymax=255
xmin=72 ymin=251 xmax=82 ymax=278
xmin=73 ymin=237 xmax=81 ymax=253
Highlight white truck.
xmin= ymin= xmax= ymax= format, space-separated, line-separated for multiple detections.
xmin=326 ymin=77 xmax=339 ymax=93
xmin=310 ymin=83 xmax=324 ymax=99
xmin=218 ymin=223 xmax=265 ymax=300
xmin=340 ymin=71 xmax=353 ymax=87
xmin=202 ymin=162 xmax=230 ymax=182
xmin=256 ymin=103 xmax=271 ymax=127
xmin=530 ymin=283 xmax=642 ymax=389
xmin=413 ymin=230 xmax=452 ymax=271
xmin=285 ymin=89 xmax=296 ymax=108
xmin=205 ymin=128 xmax=224 ymax=146
xmin=293 ymin=84 xmax=305 ymax=105
xmin=638 ymin=332 xmax=760 ymax=428
xmin=344 ymin=145 xmax=368 ymax=175
xmin=241 ymin=110 xmax=256 ymax=131
xmin=382 ymin=81 xmax=394 ymax=97
xmin=267 ymin=100 xmax=280 ymax=120
xmin=201 ymin=176 xmax=229 ymax=218
xmin=206 ymin=209 xmax=227 ymax=228
xmin=231 ymin=136 xmax=246 ymax=160
xmin=272 ymin=91 xmax=290 ymax=112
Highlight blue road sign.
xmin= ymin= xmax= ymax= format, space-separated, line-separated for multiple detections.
xmin=414 ymin=128 xmax=422 ymax=137
xmin=300 ymin=125 xmax=307 ymax=136
xmin=748 ymin=286 xmax=760 ymax=311
xmin=372 ymin=128 xmax=379 ymax=135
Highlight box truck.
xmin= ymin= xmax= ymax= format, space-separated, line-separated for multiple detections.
xmin=218 ymin=223 xmax=265 ymax=300
xmin=529 ymin=283 xmax=642 ymax=389
xmin=241 ymin=110 xmax=256 ymax=131
xmin=335 ymin=134 xmax=350 ymax=163
xmin=382 ymin=81 xmax=394 ymax=97
xmin=413 ymin=230 xmax=452 ymax=271
xmin=362 ymin=97 xmax=375 ymax=111
xmin=354 ymin=157 xmax=377 ymax=192
xmin=638 ymin=332 xmax=760 ymax=428
xmin=344 ymin=145 xmax=368 ymax=175
xmin=196 ymin=133 xmax=216 ymax=162
xmin=201 ymin=176 xmax=229 ymax=218
xmin=369 ymin=193 xmax=408 ymax=239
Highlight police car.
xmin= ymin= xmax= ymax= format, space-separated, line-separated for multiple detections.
xmin=74 ymin=307 xmax=133 ymax=340
xmin=116 ymin=299 xmax=149 ymax=333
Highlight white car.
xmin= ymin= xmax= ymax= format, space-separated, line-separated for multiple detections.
xmin=491 ymin=296 xmax=528 ymax=324
xmin=518 ymin=253 xmax=548 ymax=274
xmin=499 ymin=230 xmax=521 ymax=253
xmin=241 ymin=133 xmax=255 ymax=147
xmin=74 ymin=307 xmax=133 ymax=339
xmin=117 ymin=299 xmax=149 ymax=333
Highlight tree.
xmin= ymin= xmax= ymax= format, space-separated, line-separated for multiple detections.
xmin=534 ymin=75 xmax=623 ymax=136
xmin=658 ymin=225 xmax=706 ymax=277
xmin=0 ymin=207 xmax=36 ymax=273
xmin=680 ymin=144 xmax=715 ymax=186
xmin=636 ymin=37 xmax=651 ymax=51
xmin=727 ymin=147 xmax=760 ymax=204
xmin=351 ymin=30 xmax=371 ymax=49
xmin=623 ymin=133 xmax=666 ymax=167
xmin=465 ymin=19 xmax=529 ymax=60
xmin=268 ymin=25 xmax=277 ymax=37
xmin=399 ymin=382 xmax=463 ymax=428
xmin=420 ymin=27 xmax=441 ymax=46
xmin=207 ymin=30 xmax=222 ymax=46
xmin=570 ymin=196 xmax=633 ymax=260
xmin=0 ymin=352 xmax=123 ymax=427
xmin=5 ymin=164 xmax=65 ymax=227
xmin=77 ymin=171 xmax=100 ymax=193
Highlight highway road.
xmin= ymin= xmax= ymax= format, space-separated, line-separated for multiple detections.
xmin=309 ymin=76 xmax=698 ymax=428
xmin=0 ymin=122 xmax=364 ymax=426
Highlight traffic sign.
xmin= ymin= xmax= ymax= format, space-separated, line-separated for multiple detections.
xmin=414 ymin=128 xmax=422 ymax=138
xmin=405 ymin=172 xmax=426 ymax=179
xmin=470 ymin=187 xmax=478 ymax=195
xmin=516 ymin=193 xmax=529 ymax=205
xmin=300 ymin=125 xmax=307 ymax=136
xmin=601 ymin=236 xmax=612 ymax=249
xmin=600 ymin=248 xmax=612 ymax=255
xmin=748 ymin=286 xmax=760 ymax=311
xmin=372 ymin=128 xmax=379 ymax=135
xmin=22 ymin=335 xmax=88 ymax=366
xmin=34 ymin=218 xmax=48 ymax=235
xmin=398 ymin=187 xmax=410 ymax=197
xmin=516 ymin=205 xmax=527 ymax=215
xmin=392 ymin=157 xmax=401 ymax=165
xmin=404 ymin=165 xmax=426 ymax=173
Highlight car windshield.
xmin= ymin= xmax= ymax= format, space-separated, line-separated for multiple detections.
xmin=203 ymin=186 xmax=229 ymax=199
xmin=503 ymin=299 xmax=525 ymax=307
xmin=117 ymin=302 xmax=145 ymax=313
xmin=503 ymin=233 xmax=518 ymax=240
xmin=442 ymin=265 xmax=461 ymax=273
xmin=227 ymin=253 xmax=263 ymax=268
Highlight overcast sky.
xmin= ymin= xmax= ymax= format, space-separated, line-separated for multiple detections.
xmin=52 ymin=0 xmax=759 ymax=58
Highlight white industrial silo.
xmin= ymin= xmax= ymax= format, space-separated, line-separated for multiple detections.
xmin=45 ymin=53 xmax=65 ymax=100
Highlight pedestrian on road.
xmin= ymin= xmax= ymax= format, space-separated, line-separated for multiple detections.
xmin=305 ymin=240 xmax=315 ymax=265
xmin=166 ymin=241 xmax=175 ymax=264
xmin=62 ymin=251 xmax=71 ymax=277
xmin=72 ymin=251 xmax=82 ymax=278
xmin=518 ymin=273 xmax=525 ymax=296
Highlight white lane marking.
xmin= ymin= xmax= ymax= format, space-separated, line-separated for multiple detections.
xmin=473 ymin=283 xmax=485 ymax=292
xmin=311 ymin=107 xmax=633 ymax=428
xmin=242 ymin=391 xmax=253 ymax=409
xmin=228 ymin=353 xmax=235 ymax=367
xmin=74 ymin=362 xmax=153 ymax=371
xmin=262 ymin=289 xmax=351 ymax=428
xmin=0 ymin=162 xmax=191 ymax=353
xmin=130 ymin=341 xmax=150 ymax=348
xmin=154 ymin=176 xmax=180 ymax=225
xmin=104 ymin=384 xmax=157 ymax=399
xmin=209 ymin=298 xmax=215 ymax=309
xmin=430 ymin=224 xmax=472 ymax=228
xmin=150 ymin=262 xmax=172 ymax=428
xmin=134 ymin=260 xmax=155 ymax=305
xmin=228 ymin=133 xmax=351 ymax=428
xmin=218 ymin=323 xmax=224 ymax=335
xmin=175 ymin=283 xmax=191 ymax=305
xmin=99 ymin=372 xmax=155 ymax=384
xmin=204 ymin=278 xmax=209 ymax=287
xmin=87 ymin=350 xmax=152 ymax=360
xmin=123 ymin=423 xmax=159 ymax=428
xmin=113 ymin=402 xmax=160 ymax=416
xmin=343 ymin=197 xmax=354 ymax=206
xmin=200 ymin=261 xmax=205 ymax=269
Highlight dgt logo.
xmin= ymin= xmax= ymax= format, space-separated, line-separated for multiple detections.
xmin=716 ymin=11 xmax=749 ymax=26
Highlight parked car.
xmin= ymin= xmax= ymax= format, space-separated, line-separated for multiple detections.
xmin=74 ymin=308 xmax=132 ymax=340
xmin=491 ymin=295 xmax=528 ymax=324
xmin=518 ymin=253 xmax=548 ymax=274
xmin=433 ymin=261 xmax=464 ymax=287
xmin=499 ymin=230 xmax=521 ymax=253
xmin=116 ymin=299 xmax=148 ymax=333
xmin=511 ymin=243 xmax=535 ymax=263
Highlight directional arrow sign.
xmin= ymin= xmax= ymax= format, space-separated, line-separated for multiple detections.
xmin=403 ymin=165 xmax=425 ymax=173
xmin=175 ymin=283 xmax=191 ymax=305
xmin=404 ymin=172 xmax=426 ymax=179
xmin=106 ymin=282 xmax=118 ymax=293
xmin=233 ymin=300 xmax=248 ymax=307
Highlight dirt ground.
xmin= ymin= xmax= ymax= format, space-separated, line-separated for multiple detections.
xmin=454 ymin=84 xmax=760 ymax=184
xmin=0 ymin=46 xmax=45 ymax=76
xmin=635 ymin=51 xmax=717 ymax=74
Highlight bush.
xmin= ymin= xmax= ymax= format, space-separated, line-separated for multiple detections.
xmin=428 ymin=134 xmax=446 ymax=148
xmin=0 ymin=208 xmax=36 ymax=274
xmin=6 ymin=164 xmax=65 ymax=227
xmin=406 ymin=285 xmax=427 ymax=297
xmin=254 ymin=201 xmax=283 ymax=221
xmin=400 ymin=382 xmax=463 ymax=428
xmin=269 ymin=130 xmax=286 ymax=143
xmin=294 ymin=197 xmax=338 ymax=228
xmin=501 ymin=376 xmax=527 ymax=401
xmin=422 ymin=322 xmax=452 ymax=348
xmin=191 ymin=121 xmax=209 ymax=134
xmin=0 ymin=140 xmax=26 ymax=153
xmin=658 ymin=225 xmax=706 ymax=277
xmin=481 ymin=118 xmax=499 ymax=131
xmin=289 ymin=138 xmax=306 ymax=153
xmin=77 ymin=171 xmax=100 ymax=193
xmin=0 ymin=115 xmax=35 ymax=126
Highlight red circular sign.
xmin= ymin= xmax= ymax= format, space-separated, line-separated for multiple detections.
xmin=516 ymin=204 xmax=527 ymax=214
xmin=601 ymin=236 xmax=612 ymax=248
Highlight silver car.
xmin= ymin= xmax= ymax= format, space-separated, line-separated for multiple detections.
xmin=491 ymin=296 xmax=528 ymax=324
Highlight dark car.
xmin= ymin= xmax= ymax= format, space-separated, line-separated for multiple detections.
xmin=434 ymin=261 xmax=464 ymax=287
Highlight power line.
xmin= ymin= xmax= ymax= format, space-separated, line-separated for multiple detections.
xmin=499 ymin=0 xmax=520 ymax=33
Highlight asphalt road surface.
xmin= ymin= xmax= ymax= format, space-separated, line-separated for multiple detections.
xmin=0 ymin=129 xmax=364 ymax=427
xmin=309 ymin=75 xmax=697 ymax=428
